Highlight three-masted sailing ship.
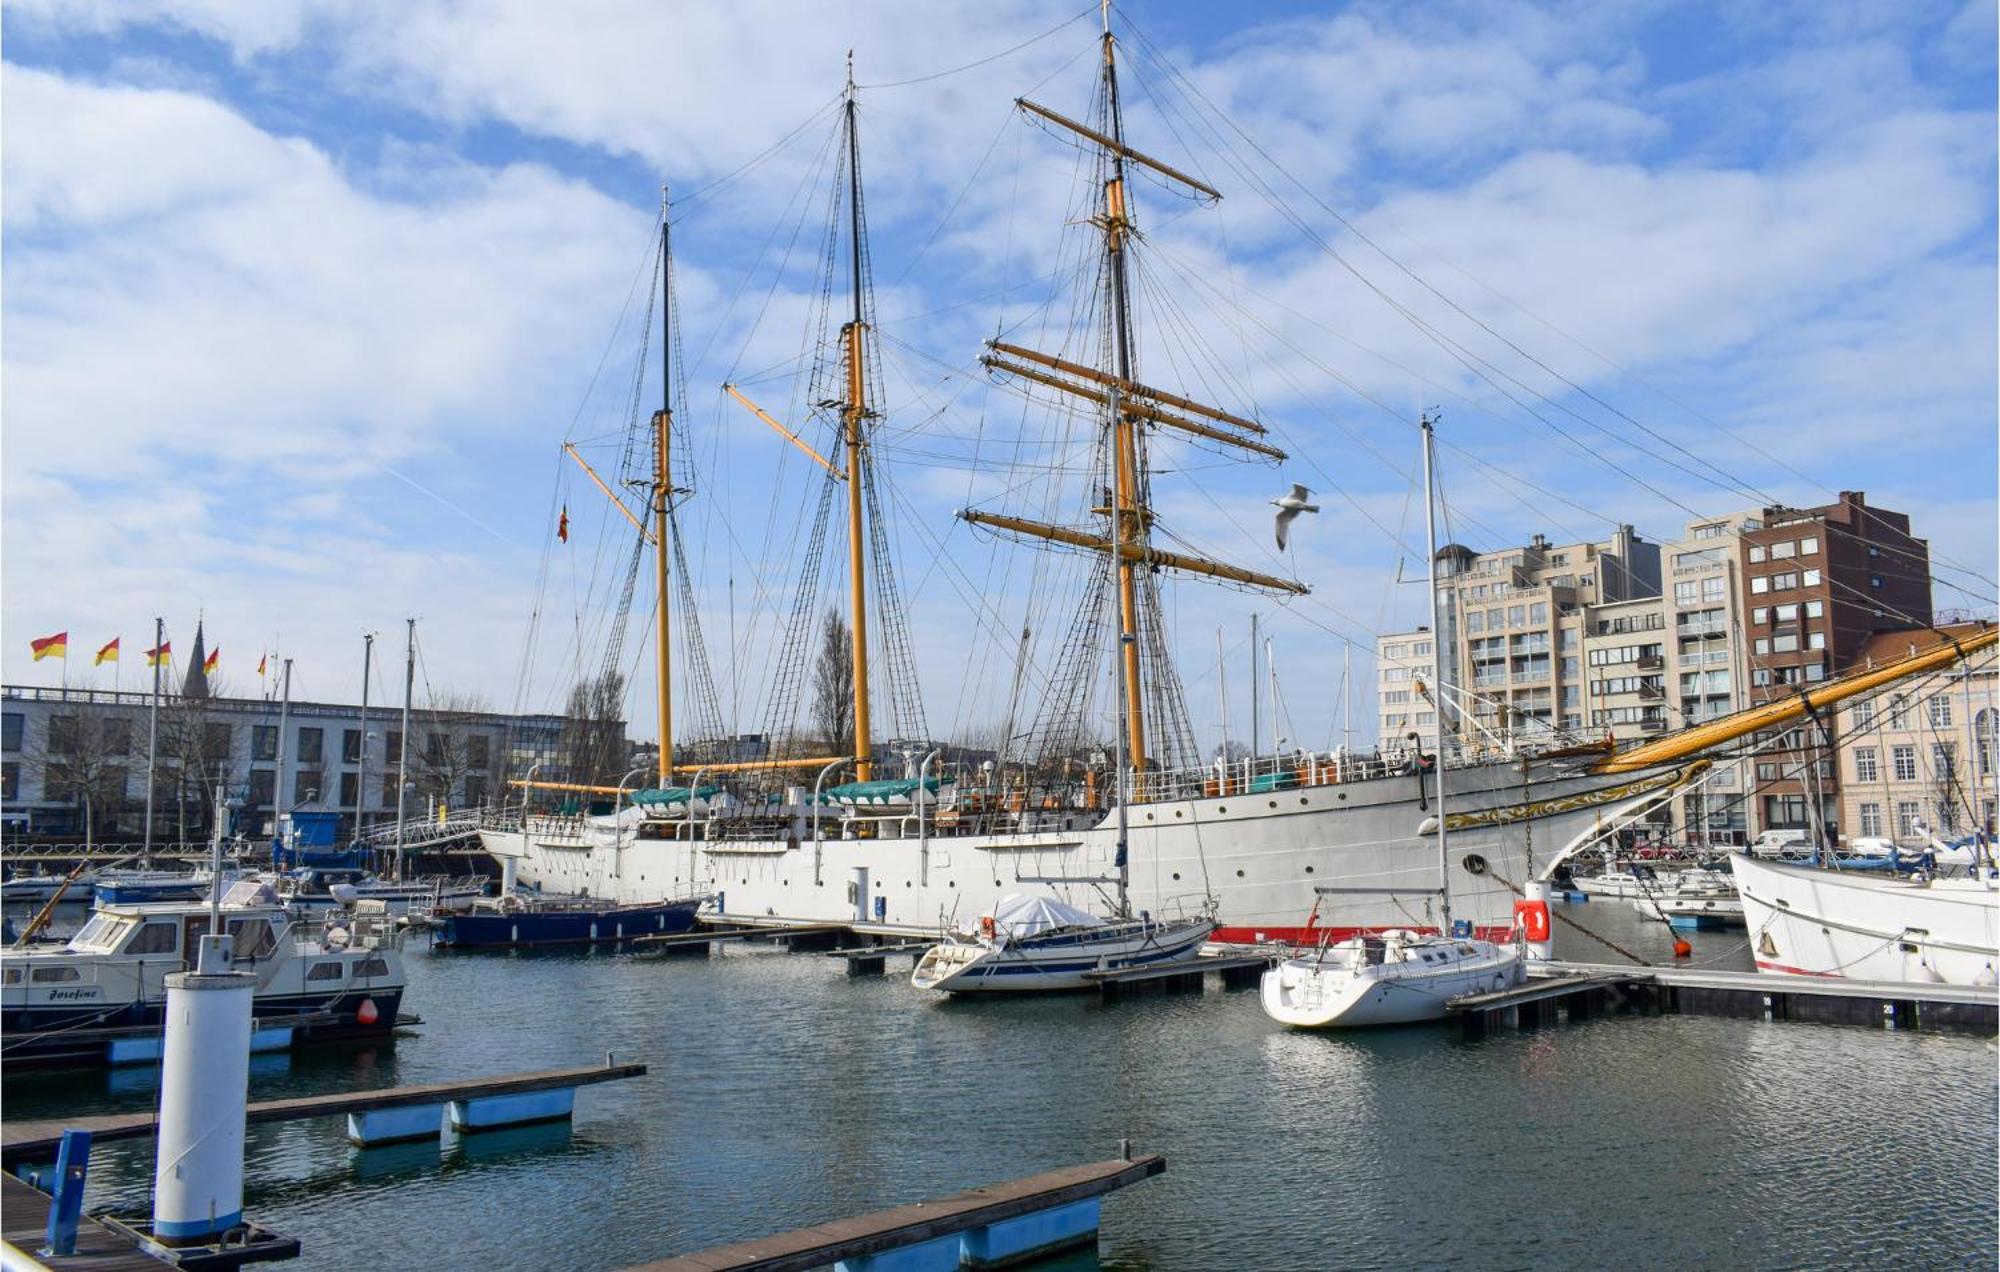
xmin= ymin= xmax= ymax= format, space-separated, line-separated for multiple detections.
xmin=479 ymin=14 xmax=1996 ymax=946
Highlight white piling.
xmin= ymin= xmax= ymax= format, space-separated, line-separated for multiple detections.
xmin=151 ymin=933 xmax=254 ymax=1245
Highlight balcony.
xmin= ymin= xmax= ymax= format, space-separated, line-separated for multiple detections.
xmin=1638 ymin=684 xmax=1665 ymax=701
xmin=1636 ymin=654 xmax=1664 ymax=671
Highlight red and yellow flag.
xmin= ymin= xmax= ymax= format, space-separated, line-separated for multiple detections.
xmin=203 ymin=647 xmax=220 ymax=675
xmin=558 ymin=506 xmax=570 ymax=543
xmin=257 ymin=651 xmax=268 ymax=676
xmin=96 ymin=637 xmax=120 ymax=665
xmin=29 ymin=631 xmax=67 ymax=661
xmin=146 ymin=641 xmax=171 ymax=666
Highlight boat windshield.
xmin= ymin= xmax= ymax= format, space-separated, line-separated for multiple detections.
xmin=68 ymin=914 xmax=137 ymax=952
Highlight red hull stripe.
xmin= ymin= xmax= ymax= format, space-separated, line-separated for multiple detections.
xmin=1752 ymin=959 xmax=1843 ymax=978
xmin=1216 ymin=923 xmax=1514 ymax=946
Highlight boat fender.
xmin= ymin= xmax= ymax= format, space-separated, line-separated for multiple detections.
xmin=355 ymin=997 xmax=379 ymax=1026
xmin=1512 ymin=898 xmax=1551 ymax=944
xmin=323 ymin=926 xmax=351 ymax=951
xmin=979 ymin=914 xmax=996 ymax=939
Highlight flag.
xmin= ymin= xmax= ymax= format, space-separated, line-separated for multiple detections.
xmin=29 ymin=632 xmax=67 ymax=661
xmin=558 ymin=505 xmax=569 ymax=543
xmin=204 ymin=647 xmax=220 ymax=675
xmin=146 ymin=641 xmax=171 ymax=666
xmin=95 ymin=637 xmax=120 ymax=665
xmin=258 ymin=652 xmax=268 ymax=676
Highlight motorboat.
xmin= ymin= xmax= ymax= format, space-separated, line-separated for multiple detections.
xmin=271 ymin=867 xmax=487 ymax=917
xmin=1731 ymin=853 xmax=1999 ymax=986
xmin=1636 ymin=889 xmax=1746 ymax=930
xmin=911 ymin=894 xmax=1215 ymax=993
xmin=1 ymin=879 xmax=408 ymax=1068
xmin=92 ymin=867 xmax=214 ymax=905
xmin=1260 ymin=930 xmax=1527 ymax=1028
xmin=0 ymin=868 xmax=92 ymax=905
xmin=432 ymin=891 xmax=706 ymax=949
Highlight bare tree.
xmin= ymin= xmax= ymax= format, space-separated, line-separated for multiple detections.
xmin=555 ymin=671 xmax=628 ymax=789
xmin=812 ymin=608 xmax=855 ymax=754
xmin=411 ymin=691 xmax=496 ymax=809
xmin=155 ymin=676 xmax=239 ymax=841
xmin=27 ymin=710 xmax=137 ymax=837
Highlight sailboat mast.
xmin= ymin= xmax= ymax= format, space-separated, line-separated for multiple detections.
xmin=842 ymin=65 xmax=874 ymax=782
xmin=655 ymin=188 xmax=675 ymax=789
xmin=1099 ymin=12 xmax=1147 ymax=776
xmin=1421 ymin=414 xmax=1453 ymax=936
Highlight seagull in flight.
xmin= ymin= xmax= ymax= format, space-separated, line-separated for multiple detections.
xmin=1271 ymin=483 xmax=1320 ymax=550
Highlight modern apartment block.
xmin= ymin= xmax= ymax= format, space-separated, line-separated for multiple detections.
xmin=1422 ymin=526 xmax=1660 ymax=756
xmin=1740 ymin=491 xmax=1932 ymax=834
xmin=1374 ymin=630 xmax=1439 ymax=752
xmin=1835 ymin=623 xmax=1998 ymax=847
xmin=1 ymin=684 xmax=569 ymax=841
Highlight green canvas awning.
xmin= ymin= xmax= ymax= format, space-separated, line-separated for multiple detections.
xmin=825 ymin=777 xmax=954 ymax=806
xmin=630 ymin=785 xmax=722 ymax=807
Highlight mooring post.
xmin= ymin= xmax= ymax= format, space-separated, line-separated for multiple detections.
xmin=41 ymin=1129 xmax=92 ymax=1257
xmin=152 ymin=933 xmax=254 ymax=1245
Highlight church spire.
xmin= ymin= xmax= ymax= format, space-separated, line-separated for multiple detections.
xmin=182 ymin=619 xmax=210 ymax=698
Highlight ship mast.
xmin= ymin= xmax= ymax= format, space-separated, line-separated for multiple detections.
xmin=1098 ymin=11 xmax=1147 ymax=776
xmin=654 ymin=187 xmax=675 ymax=789
xmin=842 ymin=60 xmax=874 ymax=782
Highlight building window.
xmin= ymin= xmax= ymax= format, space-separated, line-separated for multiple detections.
xmin=386 ymin=731 xmax=403 ymax=763
xmin=1892 ymin=746 xmax=1917 ymax=782
xmin=294 ymin=770 xmax=323 ymax=805
xmin=1382 ymin=691 xmax=1411 ymax=705
xmin=202 ymin=722 xmax=231 ymax=764
xmin=1853 ymin=748 xmax=1878 ymax=782
xmin=1465 ymin=611 xmax=1484 ymax=634
xmin=248 ymin=769 xmax=275 ymax=807
xmin=1507 ymin=605 xmax=1525 ymax=627
xmin=1750 ymin=576 xmax=1769 ymax=595
xmin=1858 ymin=803 xmax=1882 ymax=837
xmin=1382 ymin=667 xmax=1411 ymax=682
xmin=1529 ymin=602 xmax=1548 ymax=624
xmin=1773 ymin=603 xmax=1798 ymax=622
xmin=1769 ymin=541 xmax=1795 ymax=560
xmin=1 ymin=762 xmax=18 ymax=802
xmin=297 ymin=727 xmax=323 ymax=764
xmin=1754 ymin=638 xmax=1769 ymax=655
xmin=1929 ymin=697 xmax=1951 ymax=728
xmin=340 ymin=772 xmax=360 ymax=807
xmin=1853 ymin=698 xmax=1874 ymax=727
xmin=1702 ymin=576 xmax=1727 ymax=602
xmin=1799 ymin=536 xmax=1818 ymax=555
xmin=252 ymin=726 xmax=278 ymax=762
xmin=1889 ymin=694 xmax=1908 ymax=727
xmin=1978 ymin=709 xmax=1995 ymax=775
xmin=1675 ymin=581 xmax=1699 ymax=606
xmin=1749 ymin=545 xmax=1767 ymax=563
xmin=343 ymin=729 xmax=364 ymax=763
xmin=1932 ymin=743 xmax=1956 ymax=781
xmin=1764 ymin=794 xmax=1808 ymax=828
xmin=1802 ymin=568 xmax=1821 ymax=587
xmin=381 ymin=773 xmax=402 ymax=808
xmin=1383 ymin=643 xmax=1407 ymax=659
xmin=1411 ymin=642 xmax=1432 ymax=658
xmin=1 ymin=713 xmax=21 ymax=752
xmin=1896 ymin=801 xmax=1921 ymax=837
xmin=1752 ymin=608 xmax=1768 ymax=625
xmin=1807 ymin=632 xmax=1825 ymax=651
xmin=1805 ymin=600 xmax=1823 ymax=618
xmin=49 ymin=715 xmax=79 ymax=754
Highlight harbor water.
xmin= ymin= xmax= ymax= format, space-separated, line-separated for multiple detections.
xmin=4 ymin=901 xmax=1994 ymax=1269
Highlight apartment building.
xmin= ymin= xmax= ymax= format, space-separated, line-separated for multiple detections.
xmin=1740 ymin=491 xmax=1931 ymax=834
xmin=1375 ymin=630 xmax=1439 ymax=752
xmin=2 ymin=684 xmax=568 ymax=840
xmin=1835 ymin=623 xmax=1997 ymax=847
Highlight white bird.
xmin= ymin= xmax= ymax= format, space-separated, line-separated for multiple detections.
xmin=1271 ymin=483 xmax=1320 ymax=550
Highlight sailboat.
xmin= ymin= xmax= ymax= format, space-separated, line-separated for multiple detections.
xmin=1260 ymin=416 xmax=1528 ymax=1029
xmin=1731 ymin=852 xmax=1998 ymax=984
xmin=478 ymin=10 xmax=1997 ymax=953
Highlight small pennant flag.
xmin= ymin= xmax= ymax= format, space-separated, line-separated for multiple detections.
xmin=30 ymin=632 xmax=67 ymax=661
xmin=146 ymin=641 xmax=172 ymax=666
xmin=258 ymin=652 xmax=268 ymax=676
xmin=96 ymin=637 xmax=120 ymax=665
xmin=558 ymin=505 xmax=570 ymax=544
xmin=204 ymin=647 xmax=220 ymax=675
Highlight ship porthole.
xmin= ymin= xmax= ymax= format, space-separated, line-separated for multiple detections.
xmin=1268 ymin=800 xmax=1277 ymax=809
xmin=1304 ymin=866 xmax=1315 ymax=875
xmin=1171 ymin=872 xmax=1181 ymax=880
xmin=1461 ymin=854 xmax=1488 ymax=876
xmin=1218 ymin=805 xmax=1227 ymax=814
xmin=1235 ymin=869 xmax=1245 ymax=878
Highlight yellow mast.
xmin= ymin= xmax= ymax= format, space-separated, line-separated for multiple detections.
xmin=1594 ymin=626 xmax=1996 ymax=774
xmin=842 ymin=67 xmax=873 ymax=782
xmin=653 ymin=188 xmax=674 ymax=788
xmin=1100 ymin=24 xmax=1147 ymax=773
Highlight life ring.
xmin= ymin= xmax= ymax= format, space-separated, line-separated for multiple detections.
xmin=979 ymin=915 xmax=996 ymax=939
xmin=1513 ymin=898 xmax=1551 ymax=944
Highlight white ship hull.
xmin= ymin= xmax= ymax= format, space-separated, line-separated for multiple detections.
xmin=1731 ymin=853 xmax=2000 ymax=985
xmin=1261 ymin=938 xmax=1525 ymax=1028
xmin=485 ymin=761 xmax=1698 ymax=943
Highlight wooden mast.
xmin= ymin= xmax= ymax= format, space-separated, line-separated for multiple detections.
xmin=842 ymin=62 xmax=874 ymax=782
xmin=1099 ymin=12 xmax=1147 ymax=775
xmin=653 ymin=188 xmax=674 ymax=788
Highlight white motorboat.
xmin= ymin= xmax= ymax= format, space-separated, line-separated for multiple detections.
xmin=911 ymin=894 xmax=1215 ymax=993
xmin=0 ymin=868 xmax=93 ymax=905
xmin=1730 ymin=853 xmax=1999 ymax=985
xmin=1261 ymin=930 xmax=1526 ymax=1028
xmin=1 ymin=879 xmax=408 ymax=1068
xmin=270 ymin=867 xmax=486 ymax=917
xmin=1635 ymin=888 xmax=1746 ymax=930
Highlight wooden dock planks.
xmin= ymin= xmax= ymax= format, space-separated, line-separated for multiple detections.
xmin=2 ymin=1172 xmax=159 ymax=1271
xmin=1 ymin=1062 xmax=647 ymax=1166
xmin=624 ymin=1155 xmax=1165 ymax=1272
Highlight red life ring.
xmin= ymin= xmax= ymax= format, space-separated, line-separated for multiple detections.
xmin=1513 ymin=898 xmax=1551 ymax=944
xmin=979 ymin=915 xmax=996 ymax=939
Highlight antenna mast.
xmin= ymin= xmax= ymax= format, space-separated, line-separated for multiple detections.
xmin=654 ymin=187 xmax=675 ymax=789
xmin=842 ymin=56 xmax=875 ymax=782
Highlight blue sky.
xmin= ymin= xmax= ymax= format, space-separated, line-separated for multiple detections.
xmin=4 ymin=0 xmax=1995 ymax=756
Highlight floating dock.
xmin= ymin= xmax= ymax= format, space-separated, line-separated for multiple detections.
xmin=626 ymin=1153 xmax=1166 ymax=1272
xmin=2 ymin=1061 xmax=646 ymax=1168
xmin=1083 ymin=953 xmax=1275 ymax=995
xmin=1449 ymin=962 xmax=1997 ymax=1037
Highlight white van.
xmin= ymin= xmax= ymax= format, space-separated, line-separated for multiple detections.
xmin=1749 ymin=828 xmax=1813 ymax=859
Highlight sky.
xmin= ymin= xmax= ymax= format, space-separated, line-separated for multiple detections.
xmin=3 ymin=0 xmax=1996 ymax=758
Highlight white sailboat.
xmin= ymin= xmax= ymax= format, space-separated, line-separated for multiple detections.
xmin=1731 ymin=852 xmax=1999 ymax=985
xmin=911 ymin=894 xmax=1213 ymax=993
xmin=1260 ymin=416 xmax=1528 ymax=1029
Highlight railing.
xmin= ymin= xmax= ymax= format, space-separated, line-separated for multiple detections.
xmin=355 ymin=807 xmax=497 ymax=847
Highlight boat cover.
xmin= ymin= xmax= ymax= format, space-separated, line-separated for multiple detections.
xmin=630 ymin=786 xmax=722 ymax=807
xmin=220 ymin=880 xmax=282 ymax=908
xmin=988 ymin=893 xmax=1103 ymax=939
xmin=825 ymin=777 xmax=955 ymax=806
